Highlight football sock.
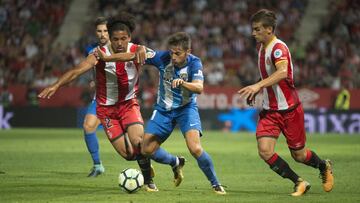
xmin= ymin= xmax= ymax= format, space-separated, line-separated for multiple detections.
xmin=304 ymin=150 xmax=326 ymax=171
xmin=84 ymin=131 xmax=101 ymax=165
xmin=137 ymin=155 xmax=152 ymax=184
xmin=266 ymin=153 xmax=300 ymax=184
xmin=151 ymin=147 xmax=177 ymax=167
xmin=196 ymin=151 xmax=219 ymax=186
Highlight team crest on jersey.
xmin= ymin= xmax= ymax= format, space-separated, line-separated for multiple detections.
xmin=179 ymin=73 xmax=188 ymax=81
xmin=274 ymin=49 xmax=282 ymax=58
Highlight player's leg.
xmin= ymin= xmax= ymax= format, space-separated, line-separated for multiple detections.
xmin=121 ymin=101 xmax=158 ymax=192
xmin=100 ymin=117 xmax=131 ymax=158
xmin=83 ymin=100 xmax=104 ymax=177
xmin=257 ymin=110 xmax=309 ymax=196
xmin=142 ymin=109 xmax=184 ymax=186
xmin=178 ymin=105 xmax=225 ymax=194
xmin=126 ymin=124 xmax=158 ymax=192
xmin=284 ymin=105 xmax=334 ymax=192
xmin=183 ymin=130 xmax=225 ymax=195
xmin=257 ymin=137 xmax=309 ymax=196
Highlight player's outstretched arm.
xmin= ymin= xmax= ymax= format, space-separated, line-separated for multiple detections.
xmin=172 ymin=79 xmax=203 ymax=94
xmin=95 ymin=46 xmax=146 ymax=64
xmin=38 ymin=55 xmax=97 ymax=99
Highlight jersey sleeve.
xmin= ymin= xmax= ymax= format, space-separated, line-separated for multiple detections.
xmin=145 ymin=49 xmax=168 ymax=68
xmin=190 ymin=58 xmax=204 ymax=81
xmin=271 ymin=43 xmax=289 ymax=65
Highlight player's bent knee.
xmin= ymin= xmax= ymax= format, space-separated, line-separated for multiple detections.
xmin=189 ymin=145 xmax=203 ymax=157
xmin=141 ymin=146 xmax=150 ymax=155
xmin=83 ymin=122 xmax=97 ymax=133
xmin=291 ymin=151 xmax=306 ymax=163
xmin=258 ymin=149 xmax=273 ymax=161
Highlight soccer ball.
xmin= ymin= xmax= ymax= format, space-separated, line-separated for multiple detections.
xmin=118 ymin=168 xmax=144 ymax=193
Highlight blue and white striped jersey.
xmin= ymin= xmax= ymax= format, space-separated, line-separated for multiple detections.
xmin=146 ymin=50 xmax=204 ymax=111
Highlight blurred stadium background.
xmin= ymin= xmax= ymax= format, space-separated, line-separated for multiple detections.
xmin=0 ymin=0 xmax=359 ymax=132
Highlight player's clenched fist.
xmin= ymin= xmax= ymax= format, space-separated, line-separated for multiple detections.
xmin=172 ymin=78 xmax=184 ymax=88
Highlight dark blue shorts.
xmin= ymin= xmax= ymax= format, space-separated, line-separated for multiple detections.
xmin=145 ymin=104 xmax=202 ymax=142
xmin=86 ymin=99 xmax=97 ymax=115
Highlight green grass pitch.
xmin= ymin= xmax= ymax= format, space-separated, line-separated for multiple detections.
xmin=0 ymin=129 xmax=359 ymax=202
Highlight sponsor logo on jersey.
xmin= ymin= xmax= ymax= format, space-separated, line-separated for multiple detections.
xmin=274 ymin=49 xmax=282 ymax=58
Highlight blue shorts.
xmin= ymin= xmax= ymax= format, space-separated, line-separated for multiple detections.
xmin=86 ymin=99 xmax=97 ymax=115
xmin=145 ymin=103 xmax=202 ymax=142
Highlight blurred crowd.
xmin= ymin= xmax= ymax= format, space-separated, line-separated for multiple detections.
xmin=0 ymin=0 xmax=359 ymax=106
xmin=294 ymin=0 xmax=360 ymax=89
xmin=0 ymin=0 xmax=70 ymax=87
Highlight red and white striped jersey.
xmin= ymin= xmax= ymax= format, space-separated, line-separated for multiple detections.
xmin=258 ymin=37 xmax=300 ymax=110
xmin=95 ymin=43 xmax=140 ymax=106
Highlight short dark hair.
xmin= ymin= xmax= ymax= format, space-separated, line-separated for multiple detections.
xmin=107 ymin=12 xmax=136 ymax=37
xmin=167 ymin=32 xmax=191 ymax=50
xmin=250 ymin=9 xmax=277 ymax=32
xmin=94 ymin=17 xmax=107 ymax=27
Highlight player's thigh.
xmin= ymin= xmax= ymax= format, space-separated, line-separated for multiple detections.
xmin=111 ymin=135 xmax=130 ymax=158
xmin=99 ymin=117 xmax=125 ymax=142
xmin=145 ymin=109 xmax=175 ymax=143
xmin=120 ymin=101 xmax=145 ymax=146
xmin=184 ymin=130 xmax=203 ymax=157
xmin=257 ymin=136 xmax=277 ymax=155
xmin=256 ymin=110 xmax=281 ymax=135
xmin=282 ymin=105 xmax=306 ymax=150
xmin=176 ymin=105 xmax=202 ymax=135
xmin=142 ymin=133 xmax=161 ymax=155
xmin=126 ymin=124 xmax=144 ymax=147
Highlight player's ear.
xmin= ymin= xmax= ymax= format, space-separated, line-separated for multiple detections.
xmin=186 ymin=48 xmax=192 ymax=55
xmin=265 ymin=27 xmax=272 ymax=35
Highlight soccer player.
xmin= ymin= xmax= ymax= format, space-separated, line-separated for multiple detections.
xmin=238 ymin=9 xmax=334 ymax=196
xmin=38 ymin=14 xmax=158 ymax=191
xmin=82 ymin=17 xmax=108 ymax=177
xmin=142 ymin=32 xmax=226 ymax=195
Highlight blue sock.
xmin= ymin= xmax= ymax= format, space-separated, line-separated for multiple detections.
xmin=84 ymin=131 xmax=101 ymax=165
xmin=151 ymin=147 xmax=177 ymax=167
xmin=196 ymin=151 xmax=219 ymax=186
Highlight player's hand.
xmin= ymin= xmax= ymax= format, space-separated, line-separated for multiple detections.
xmin=38 ymin=84 xmax=59 ymax=99
xmin=172 ymin=78 xmax=184 ymax=88
xmin=238 ymin=84 xmax=261 ymax=104
xmin=246 ymin=92 xmax=258 ymax=106
xmin=95 ymin=47 xmax=108 ymax=61
xmin=135 ymin=45 xmax=146 ymax=65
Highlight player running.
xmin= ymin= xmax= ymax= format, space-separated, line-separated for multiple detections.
xmin=39 ymin=14 xmax=158 ymax=191
xmin=101 ymin=32 xmax=226 ymax=195
xmin=144 ymin=32 xmax=226 ymax=195
xmin=238 ymin=9 xmax=334 ymax=196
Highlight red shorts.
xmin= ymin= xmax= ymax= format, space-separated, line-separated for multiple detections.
xmin=97 ymin=99 xmax=143 ymax=142
xmin=256 ymin=104 xmax=306 ymax=150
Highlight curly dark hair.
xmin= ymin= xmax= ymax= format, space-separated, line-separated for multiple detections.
xmin=107 ymin=12 xmax=136 ymax=37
